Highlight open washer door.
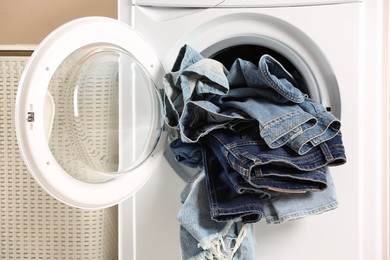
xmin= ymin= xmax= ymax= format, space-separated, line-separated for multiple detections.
xmin=15 ymin=17 xmax=166 ymax=209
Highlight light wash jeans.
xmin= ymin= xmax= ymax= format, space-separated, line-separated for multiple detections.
xmin=177 ymin=172 xmax=256 ymax=260
xmin=163 ymin=45 xmax=341 ymax=154
xmin=178 ymin=170 xmax=338 ymax=259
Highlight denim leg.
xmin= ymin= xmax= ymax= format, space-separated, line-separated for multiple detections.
xmin=205 ymin=128 xmax=338 ymax=193
xmin=163 ymin=45 xmax=230 ymax=129
xmin=177 ymin=172 xmax=256 ymax=260
xmin=170 ymin=138 xmax=203 ymax=168
xmin=258 ymin=54 xmax=306 ymax=103
xmin=262 ymin=167 xmax=338 ymax=224
xmin=287 ymin=98 xmax=341 ymax=155
xmin=202 ymin=145 xmax=264 ymax=223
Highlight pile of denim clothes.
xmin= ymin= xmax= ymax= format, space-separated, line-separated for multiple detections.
xmin=164 ymin=45 xmax=346 ymax=260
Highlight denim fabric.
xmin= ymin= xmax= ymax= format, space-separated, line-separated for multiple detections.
xmin=202 ymin=138 xmax=338 ymax=224
xmin=177 ymin=172 xmax=256 ymax=260
xmin=178 ymin=100 xmax=248 ymax=143
xmin=167 ymin=46 xmax=344 ymax=258
xmin=263 ymin=167 xmax=338 ymax=224
xmin=205 ymin=127 xmax=345 ymax=190
xmin=163 ymin=45 xmax=229 ymax=129
xmin=198 ymin=125 xmax=343 ymax=224
xmin=163 ymin=46 xmax=341 ymax=154
xmin=201 ymin=134 xmax=343 ymax=222
xmin=202 ymin=144 xmax=265 ymax=223
xmin=227 ymin=57 xmax=305 ymax=103
xmin=226 ymin=54 xmax=311 ymax=103
xmin=198 ymin=144 xmax=339 ymax=224
xmin=170 ymin=139 xmax=202 ymax=168
xmin=219 ymin=55 xmax=341 ymax=153
xmin=205 ymin=131 xmax=326 ymax=194
xmin=292 ymin=98 xmax=341 ymax=154
xmin=216 ymin=93 xmax=318 ymax=151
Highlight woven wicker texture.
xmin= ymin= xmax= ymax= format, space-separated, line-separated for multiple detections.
xmin=0 ymin=55 xmax=118 ymax=259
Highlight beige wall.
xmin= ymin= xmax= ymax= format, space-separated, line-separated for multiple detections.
xmin=0 ymin=0 xmax=117 ymax=44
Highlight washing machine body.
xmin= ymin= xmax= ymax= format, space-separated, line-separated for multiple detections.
xmin=120 ymin=1 xmax=386 ymax=259
xmin=14 ymin=0 xmax=387 ymax=259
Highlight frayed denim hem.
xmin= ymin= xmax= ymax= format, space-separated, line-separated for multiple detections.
xmin=189 ymin=224 xmax=249 ymax=260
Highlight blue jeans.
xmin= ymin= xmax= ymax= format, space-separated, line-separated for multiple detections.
xmin=177 ymin=169 xmax=338 ymax=260
xmin=164 ymin=45 xmax=229 ymax=129
xmin=170 ymin=139 xmax=202 ymax=168
xmin=207 ymin=127 xmax=346 ymax=176
xmin=167 ymin=45 xmax=343 ymax=257
xmin=170 ymin=125 xmax=345 ymax=192
xmin=202 ymin=143 xmax=265 ymax=223
xmin=163 ymin=45 xmax=341 ymax=154
xmin=177 ymin=172 xmax=256 ymax=260
xmin=201 ymin=128 xmax=342 ymax=223
xmin=263 ymin=169 xmax=338 ymax=224
xmin=228 ymin=57 xmax=305 ymax=103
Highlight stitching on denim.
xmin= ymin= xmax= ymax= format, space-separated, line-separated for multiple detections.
xmin=247 ymin=177 xmax=326 ymax=191
xmin=259 ymin=56 xmax=304 ymax=103
xmin=227 ymin=143 xmax=345 ymax=172
xmin=265 ymin=202 xmax=338 ymax=224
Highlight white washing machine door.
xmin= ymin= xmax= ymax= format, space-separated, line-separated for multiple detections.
xmin=15 ymin=17 xmax=166 ymax=209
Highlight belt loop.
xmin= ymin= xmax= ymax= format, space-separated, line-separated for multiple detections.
xmin=241 ymin=152 xmax=262 ymax=165
xmin=319 ymin=142 xmax=334 ymax=162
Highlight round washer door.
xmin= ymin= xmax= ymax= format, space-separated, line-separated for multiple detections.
xmin=15 ymin=17 xmax=166 ymax=209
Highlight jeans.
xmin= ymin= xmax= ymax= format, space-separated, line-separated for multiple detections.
xmin=163 ymin=45 xmax=341 ymax=154
xmin=201 ymin=128 xmax=342 ymax=223
xmin=167 ymin=45 xmax=344 ymax=258
xmin=164 ymin=45 xmax=229 ymax=129
xmin=202 ymin=144 xmax=265 ymax=223
xmin=177 ymin=172 xmax=256 ymax=260
xmin=170 ymin=138 xmax=202 ymax=168
xmin=263 ymin=169 xmax=338 ymax=224
xmin=206 ymin=127 xmax=346 ymax=176
xmin=177 ymin=169 xmax=337 ymax=260
xmin=228 ymin=57 xmax=305 ymax=103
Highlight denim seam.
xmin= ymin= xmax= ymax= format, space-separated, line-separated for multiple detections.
xmin=259 ymin=57 xmax=304 ymax=103
xmin=250 ymin=170 xmax=327 ymax=182
xmin=229 ymin=146 xmax=346 ymax=172
xmin=293 ymin=120 xmax=341 ymax=155
xmin=238 ymin=155 xmax=341 ymax=172
xmin=294 ymin=127 xmax=338 ymax=155
xmin=319 ymin=142 xmax=335 ymax=162
xmin=261 ymin=111 xmax=305 ymax=130
xmin=261 ymin=113 xmax=317 ymax=148
xmin=204 ymin=156 xmax=222 ymax=216
xmin=231 ymin=163 xmax=328 ymax=191
xmin=265 ymin=201 xmax=338 ymax=224
xmin=211 ymin=204 xmax=264 ymax=217
xmin=247 ymin=178 xmax=326 ymax=191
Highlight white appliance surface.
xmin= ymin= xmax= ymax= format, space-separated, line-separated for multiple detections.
xmin=118 ymin=1 xmax=387 ymax=260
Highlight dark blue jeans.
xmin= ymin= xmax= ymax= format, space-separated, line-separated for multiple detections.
xmin=202 ymin=143 xmax=265 ymax=223
xmin=206 ymin=127 xmax=346 ymax=182
xmin=200 ymin=126 xmax=345 ymax=223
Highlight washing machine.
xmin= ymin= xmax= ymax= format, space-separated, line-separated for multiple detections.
xmin=14 ymin=0 xmax=387 ymax=259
